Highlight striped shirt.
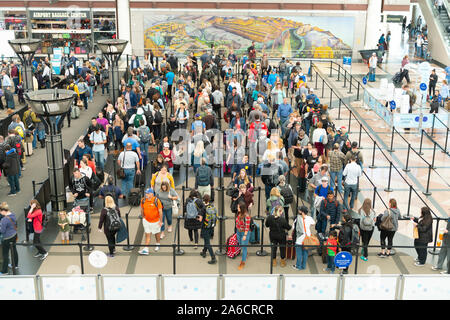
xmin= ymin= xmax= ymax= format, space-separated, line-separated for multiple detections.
xmin=236 ymin=215 xmax=251 ymax=233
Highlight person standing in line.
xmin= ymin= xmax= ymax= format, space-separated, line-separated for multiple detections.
xmin=337 ymin=214 xmax=354 ymax=274
xmin=324 ymin=230 xmax=338 ymax=274
xmin=26 ymin=200 xmax=48 ymax=260
xmin=328 ymin=143 xmax=345 ymax=194
xmin=358 ymin=198 xmax=376 ymax=261
xmin=429 ymin=69 xmax=438 ymax=98
xmin=138 ymin=188 xmax=163 ymax=255
xmin=195 ymin=158 xmax=213 ymax=198
xmin=342 ymin=156 xmax=362 ymax=213
xmin=184 ymin=190 xmax=205 ymax=250
xmin=156 ymin=181 xmax=178 ymax=239
xmin=265 ymin=205 xmax=291 ymax=268
xmin=368 ymin=53 xmax=377 ymax=81
xmin=90 ymin=124 xmax=107 ymax=170
xmin=57 ymin=211 xmax=70 ymax=244
xmin=236 ymin=202 xmax=251 ymax=270
xmin=117 ymin=143 xmax=141 ymax=198
xmin=411 ymin=207 xmax=433 ymax=267
xmin=431 ymin=217 xmax=449 ymax=274
xmin=378 ymin=199 xmax=401 ymax=258
xmin=290 ymin=206 xmax=315 ymax=271
xmin=98 ymin=196 xmax=121 ymax=257
xmin=2 ymin=144 xmax=21 ymax=196
xmin=200 ymin=194 xmax=218 ymax=265
xmin=0 ymin=202 xmax=18 ymax=274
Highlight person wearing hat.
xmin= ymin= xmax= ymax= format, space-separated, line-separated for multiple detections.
xmin=128 ymin=107 xmax=147 ymax=129
xmin=160 ymin=142 xmax=174 ymax=175
xmin=342 ymin=156 xmax=362 ymax=213
xmin=310 ymin=168 xmax=332 ymax=219
xmin=288 ymin=205 xmax=315 ymax=270
xmin=139 ymin=188 xmax=163 ymax=255
xmin=191 ymin=113 xmax=205 ymax=137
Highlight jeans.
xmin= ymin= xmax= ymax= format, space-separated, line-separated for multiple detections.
xmin=1 ymin=236 xmax=18 ymax=273
xmin=121 ymin=168 xmax=136 ymax=197
xmin=295 ymin=245 xmax=308 ymax=269
xmin=13 ymin=77 xmax=19 ymax=93
xmin=416 ymin=46 xmax=422 ymax=58
xmin=369 ymin=67 xmax=376 ymax=76
xmin=237 ymin=231 xmax=250 ymax=262
xmin=330 ymin=170 xmax=343 ymax=194
xmin=140 ymin=141 xmax=149 ymax=159
xmin=33 ymin=232 xmax=47 ymax=255
xmin=414 ymin=239 xmax=428 ymax=264
xmin=436 ymin=242 xmax=449 ymax=269
xmin=201 ymin=228 xmax=215 ymax=259
xmin=102 ymin=83 xmax=110 ymax=94
xmin=7 ymin=174 xmax=20 ymax=194
xmin=93 ymin=149 xmax=105 ymax=170
xmin=343 ymin=183 xmax=357 ymax=211
xmin=88 ymin=86 xmax=94 ymax=102
xmin=360 ymin=229 xmax=374 ymax=258
xmin=81 ymin=93 xmax=88 ymax=110
xmin=161 ymin=208 xmax=173 ymax=232
xmin=327 ymin=255 xmax=335 ymax=272
xmin=32 ymin=129 xmax=38 ymax=149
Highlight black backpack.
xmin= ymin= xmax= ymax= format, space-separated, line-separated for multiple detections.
xmin=279 ymin=185 xmax=294 ymax=205
xmin=105 ymin=208 xmax=121 ymax=232
xmin=154 ymin=110 xmax=163 ymax=124
xmin=144 ymin=110 xmax=154 ymax=126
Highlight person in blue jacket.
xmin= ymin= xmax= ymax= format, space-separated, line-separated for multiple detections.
xmin=0 ymin=202 xmax=18 ymax=274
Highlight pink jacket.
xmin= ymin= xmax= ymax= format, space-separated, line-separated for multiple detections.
xmin=27 ymin=209 xmax=43 ymax=233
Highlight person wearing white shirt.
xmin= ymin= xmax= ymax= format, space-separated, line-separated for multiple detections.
xmin=288 ymin=206 xmax=315 ymax=270
xmin=1 ymin=70 xmax=14 ymax=109
xmin=416 ymin=35 xmax=423 ymax=58
xmin=368 ymin=53 xmax=377 ymax=78
xmin=342 ymin=156 xmax=362 ymax=212
xmin=42 ymin=63 xmax=51 ymax=89
xmin=228 ymin=77 xmax=242 ymax=97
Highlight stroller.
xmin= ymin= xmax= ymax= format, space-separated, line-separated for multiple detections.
xmin=67 ymin=198 xmax=90 ymax=241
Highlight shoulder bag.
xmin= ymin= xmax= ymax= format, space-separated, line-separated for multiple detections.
xmin=117 ymin=151 xmax=126 ymax=179
xmin=302 ymin=217 xmax=319 ymax=248
xmin=380 ymin=209 xmax=395 ymax=231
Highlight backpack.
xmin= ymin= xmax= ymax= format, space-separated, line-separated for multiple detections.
xmin=269 ymin=198 xmax=282 ymax=214
xmin=311 ymin=111 xmax=320 ymax=127
xmin=279 ymin=61 xmax=287 ymax=73
xmin=279 ymin=185 xmax=293 ymax=205
xmin=101 ymin=69 xmax=109 ymax=80
xmin=24 ymin=114 xmax=34 ymax=130
xmin=350 ymin=151 xmax=361 ymax=166
xmin=186 ymin=198 xmax=199 ymax=219
xmin=250 ymin=121 xmax=263 ymax=141
xmin=204 ymin=204 xmax=217 ymax=228
xmin=105 ymin=208 xmax=121 ymax=232
xmin=139 ymin=126 xmax=151 ymax=143
xmin=323 ymin=199 xmax=338 ymax=209
xmin=197 ymin=166 xmax=210 ymax=186
xmin=144 ymin=109 xmax=154 ymax=126
xmin=261 ymin=163 xmax=279 ymax=186
xmin=88 ymin=75 xmax=96 ymax=86
xmin=154 ymin=110 xmax=163 ymax=124
xmin=15 ymin=126 xmax=24 ymax=138
xmin=360 ymin=211 xmax=374 ymax=231
xmin=134 ymin=114 xmax=144 ymax=128
xmin=351 ymin=223 xmax=360 ymax=248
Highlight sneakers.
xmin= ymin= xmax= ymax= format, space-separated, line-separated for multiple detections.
xmin=154 ymin=244 xmax=160 ymax=252
xmin=139 ymin=248 xmax=149 ymax=255
xmin=40 ymin=252 xmax=48 ymax=261
xmin=280 ymin=258 xmax=286 ymax=267
xmin=377 ymin=252 xmax=386 ymax=258
xmin=440 ymin=271 xmax=448 ymax=275
xmin=33 ymin=253 xmax=42 ymax=258
xmin=291 ymin=265 xmax=303 ymax=271
xmin=360 ymin=256 xmax=368 ymax=262
xmin=194 ymin=245 xmax=198 ymax=250
xmin=431 ymin=266 xmax=442 ymax=271
xmin=414 ymin=258 xmax=420 ymax=262
xmin=167 ymin=227 xmax=172 ymax=233
xmin=7 ymin=193 xmax=16 ymax=197
xmin=106 ymin=253 xmax=115 ymax=258
xmin=414 ymin=262 xmax=425 ymax=267
xmin=208 ymin=258 xmax=217 ymax=265
xmin=200 ymin=251 xmax=207 ymax=258
xmin=160 ymin=233 xmax=165 ymax=240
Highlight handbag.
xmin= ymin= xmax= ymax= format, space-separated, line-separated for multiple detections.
xmin=302 ymin=217 xmax=319 ymax=248
xmin=116 ymin=151 xmax=127 ymax=179
xmin=380 ymin=209 xmax=395 ymax=231
xmin=413 ymin=225 xmax=419 ymax=239
xmin=172 ymin=200 xmax=179 ymax=216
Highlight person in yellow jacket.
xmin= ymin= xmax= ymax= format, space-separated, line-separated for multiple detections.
xmin=67 ymin=79 xmax=80 ymax=97
xmin=23 ymin=105 xmax=45 ymax=149
xmin=150 ymin=164 xmax=175 ymax=191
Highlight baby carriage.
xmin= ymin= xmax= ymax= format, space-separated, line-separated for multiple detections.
xmin=67 ymin=198 xmax=90 ymax=241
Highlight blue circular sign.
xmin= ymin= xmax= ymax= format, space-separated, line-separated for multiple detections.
xmin=415 ymin=116 xmax=420 ymax=122
xmin=423 ymin=116 xmax=428 ymax=122
xmin=420 ymin=83 xmax=427 ymax=91
xmin=334 ymin=251 xmax=353 ymax=269
xmin=390 ymin=101 xmax=396 ymax=108
xmin=362 ymin=77 xmax=367 ymax=85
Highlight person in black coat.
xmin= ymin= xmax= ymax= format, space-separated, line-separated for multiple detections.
xmin=337 ymin=214 xmax=354 ymax=274
xmin=411 ymin=206 xmax=433 ymax=266
xmin=98 ymin=196 xmax=121 ymax=257
xmin=2 ymin=145 xmax=21 ymax=195
xmin=265 ymin=205 xmax=292 ymax=268
xmin=183 ymin=190 xmax=205 ymax=249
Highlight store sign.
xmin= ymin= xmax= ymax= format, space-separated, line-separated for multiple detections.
xmin=31 ymin=11 xmax=90 ymax=19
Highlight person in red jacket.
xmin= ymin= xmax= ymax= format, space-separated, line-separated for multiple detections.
xmin=324 ymin=230 xmax=338 ymax=274
xmin=27 ymin=200 xmax=48 ymax=260
xmin=248 ymin=114 xmax=268 ymax=143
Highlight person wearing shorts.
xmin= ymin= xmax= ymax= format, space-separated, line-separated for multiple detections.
xmin=139 ymin=188 xmax=163 ymax=255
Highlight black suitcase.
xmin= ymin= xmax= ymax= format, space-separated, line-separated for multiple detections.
xmin=128 ymin=188 xmax=141 ymax=206
xmin=134 ymin=172 xmax=145 ymax=188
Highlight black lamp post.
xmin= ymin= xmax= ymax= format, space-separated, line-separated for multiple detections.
xmin=25 ymin=89 xmax=75 ymax=212
xmin=8 ymin=39 xmax=41 ymax=92
xmin=96 ymin=39 xmax=128 ymax=103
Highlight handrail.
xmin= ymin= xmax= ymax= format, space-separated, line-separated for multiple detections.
xmin=310 ymin=63 xmax=442 ymax=219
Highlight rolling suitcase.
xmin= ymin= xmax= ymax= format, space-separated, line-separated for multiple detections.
xmin=226 ymin=233 xmax=241 ymax=259
xmin=128 ymin=188 xmax=141 ymax=206
xmin=285 ymin=240 xmax=296 ymax=260
xmin=249 ymin=222 xmax=260 ymax=244
xmin=24 ymin=142 xmax=33 ymax=156
xmin=368 ymin=73 xmax=376 ymax=82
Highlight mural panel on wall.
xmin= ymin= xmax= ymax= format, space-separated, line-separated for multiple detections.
xmin=144 ymin=15 xmax=354 ymax=58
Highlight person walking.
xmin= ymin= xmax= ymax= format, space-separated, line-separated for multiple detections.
xmin=0 ymin=202 xmax=18 ymax=274
xmin=290 ymin=206 xmax=315 ymax=271
xmin=337 ymin=214 xmax=354 ymax=274
xmin=378 ymin=199 xmax=401 ymax=258
xmin=411 ymin=207 xmax=433 ymax=267
xmin=236 ymin=202 xmax=251 ymax=270
xmin=138 ymin=188 xmax=163 ymax=255
xmin=98 ymin=196 xmax=121 ymax=257
xmin=342 ymin=156 xmax=362 ymax=213
xmin=117 ymin=143 xmax=141 ymax=198
xmin=358 ymin=198 xmax=376 ymax=261
xmin=200 ymin=194 xmax=218 ymax=264
xmin=328 ymin=143 xmax=345 ymax=194
xmin=26 ymin=200 xmax=48 ymax=260
xmin=195 ymin=158 xmax=213 ymax=198
xmin=90 ymin=124 xmax=107 ymax=170
xmin=265 ymin=205 xmax=292 ymax=268
xmin=156 ymin=181 xmax=178 ymax=239
xmin=184 ymin=190 xmax=205 ymax=249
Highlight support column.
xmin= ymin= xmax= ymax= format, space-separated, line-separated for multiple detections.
xmin=364 ymin=0 xmax=382 ymax=49
xmin=116 ymin=0 xmax=132 ymax=55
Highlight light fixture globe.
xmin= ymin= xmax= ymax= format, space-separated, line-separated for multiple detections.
xmin=25 ymin=89 xmax=75 ymax=117
xmin=97 ymin=39 xmax=128 ymax=56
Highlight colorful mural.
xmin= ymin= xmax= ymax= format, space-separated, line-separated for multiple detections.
xmin=143 ymin=15 xmax=354 ymax=58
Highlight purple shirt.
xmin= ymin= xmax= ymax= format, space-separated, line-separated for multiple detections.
xmin=97 ymin=118 xmax=109 ymax=131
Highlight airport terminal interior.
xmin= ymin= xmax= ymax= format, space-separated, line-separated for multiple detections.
xmin=0 ymin=0 xmax=449 ymax=300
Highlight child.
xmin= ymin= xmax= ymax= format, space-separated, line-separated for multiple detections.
xmin=324 ymin=230 xmax=338 ymax=274
xmin=58 ymin=211 xmax=70 ymax=244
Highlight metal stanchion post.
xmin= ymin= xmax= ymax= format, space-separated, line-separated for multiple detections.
xmin=216 ymin=188 xmax=227 ymax=256
xmin=419 ymin=130 xmax=424 ymax=155
xmin=428 ymin=218 xmax=441 ymax=255
xmin=32 ymin=180 xmax=36 ymax=197
xmin=256 ymin=218 xmax=268 ymax=256
xmin=443 ymin=128 xmax=449 ymax=154
xmin=315 ymin=72 xmax=318 ymax=90
xmin=78 ymin=243 xmax=85 ymax=274
xmin=123 ymin=207 xmax=134 ymax=251
xmin=330 ymin=88 xmax=333 ymax=109
xmin=321 ymin=79 xmax=325 ymax=98
xmin=423 ymin=164 xmax=432 ymax=196
xmin=348 ymin=76 xmax=353 ymax=94
xmin=270 ymin=244 xmax=274 ymax=274
xmin=10 ymin=243 xmax=17 ymax=275
xmin=369 ymin=141 xmax=377 ymax=169
xmin=257 ymin=187 xmax=262 ymax=218
xmin=343 ymin=71 xmax=347 ymax=88
xmin=348 ymin=110 xmax=352 ymax=133
xmin=83 ymin=219 xmax=94 ymax=251
xmin=406 ymin=185 xmax=413 ymax=217
xmin=354 ymin=244 xmax=359 ymax=274
xmin=337 ymin=64 xmax=340 ymax=81
xmin=387 ymin=126 xmax=395 ymax=152
xmin=175 ymin=216 xmax=185 ymax=255
xmin=384 ymin=161 xmax=393 ymax=192
xmin=358 ymin=123 xmax=362 ymax=149
xmin=431 ymin=142 xmax=437 ymax=169
xmin=172 ymin=243 xmax=177 ymax=274
xmin=337 ymin=99 xmax=342 ymax=120
xmin=372 ymin=186 xmax=377 ymax=207
xmin=329 ymin=61 xmax=333 ymax=77
xmin=185 ymin=164 xmax=189 ymax=189
xmin=357 ymin=82 xmax=360 ymax=100
xmin=403 ymin=144 xmax=411 ymax=172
